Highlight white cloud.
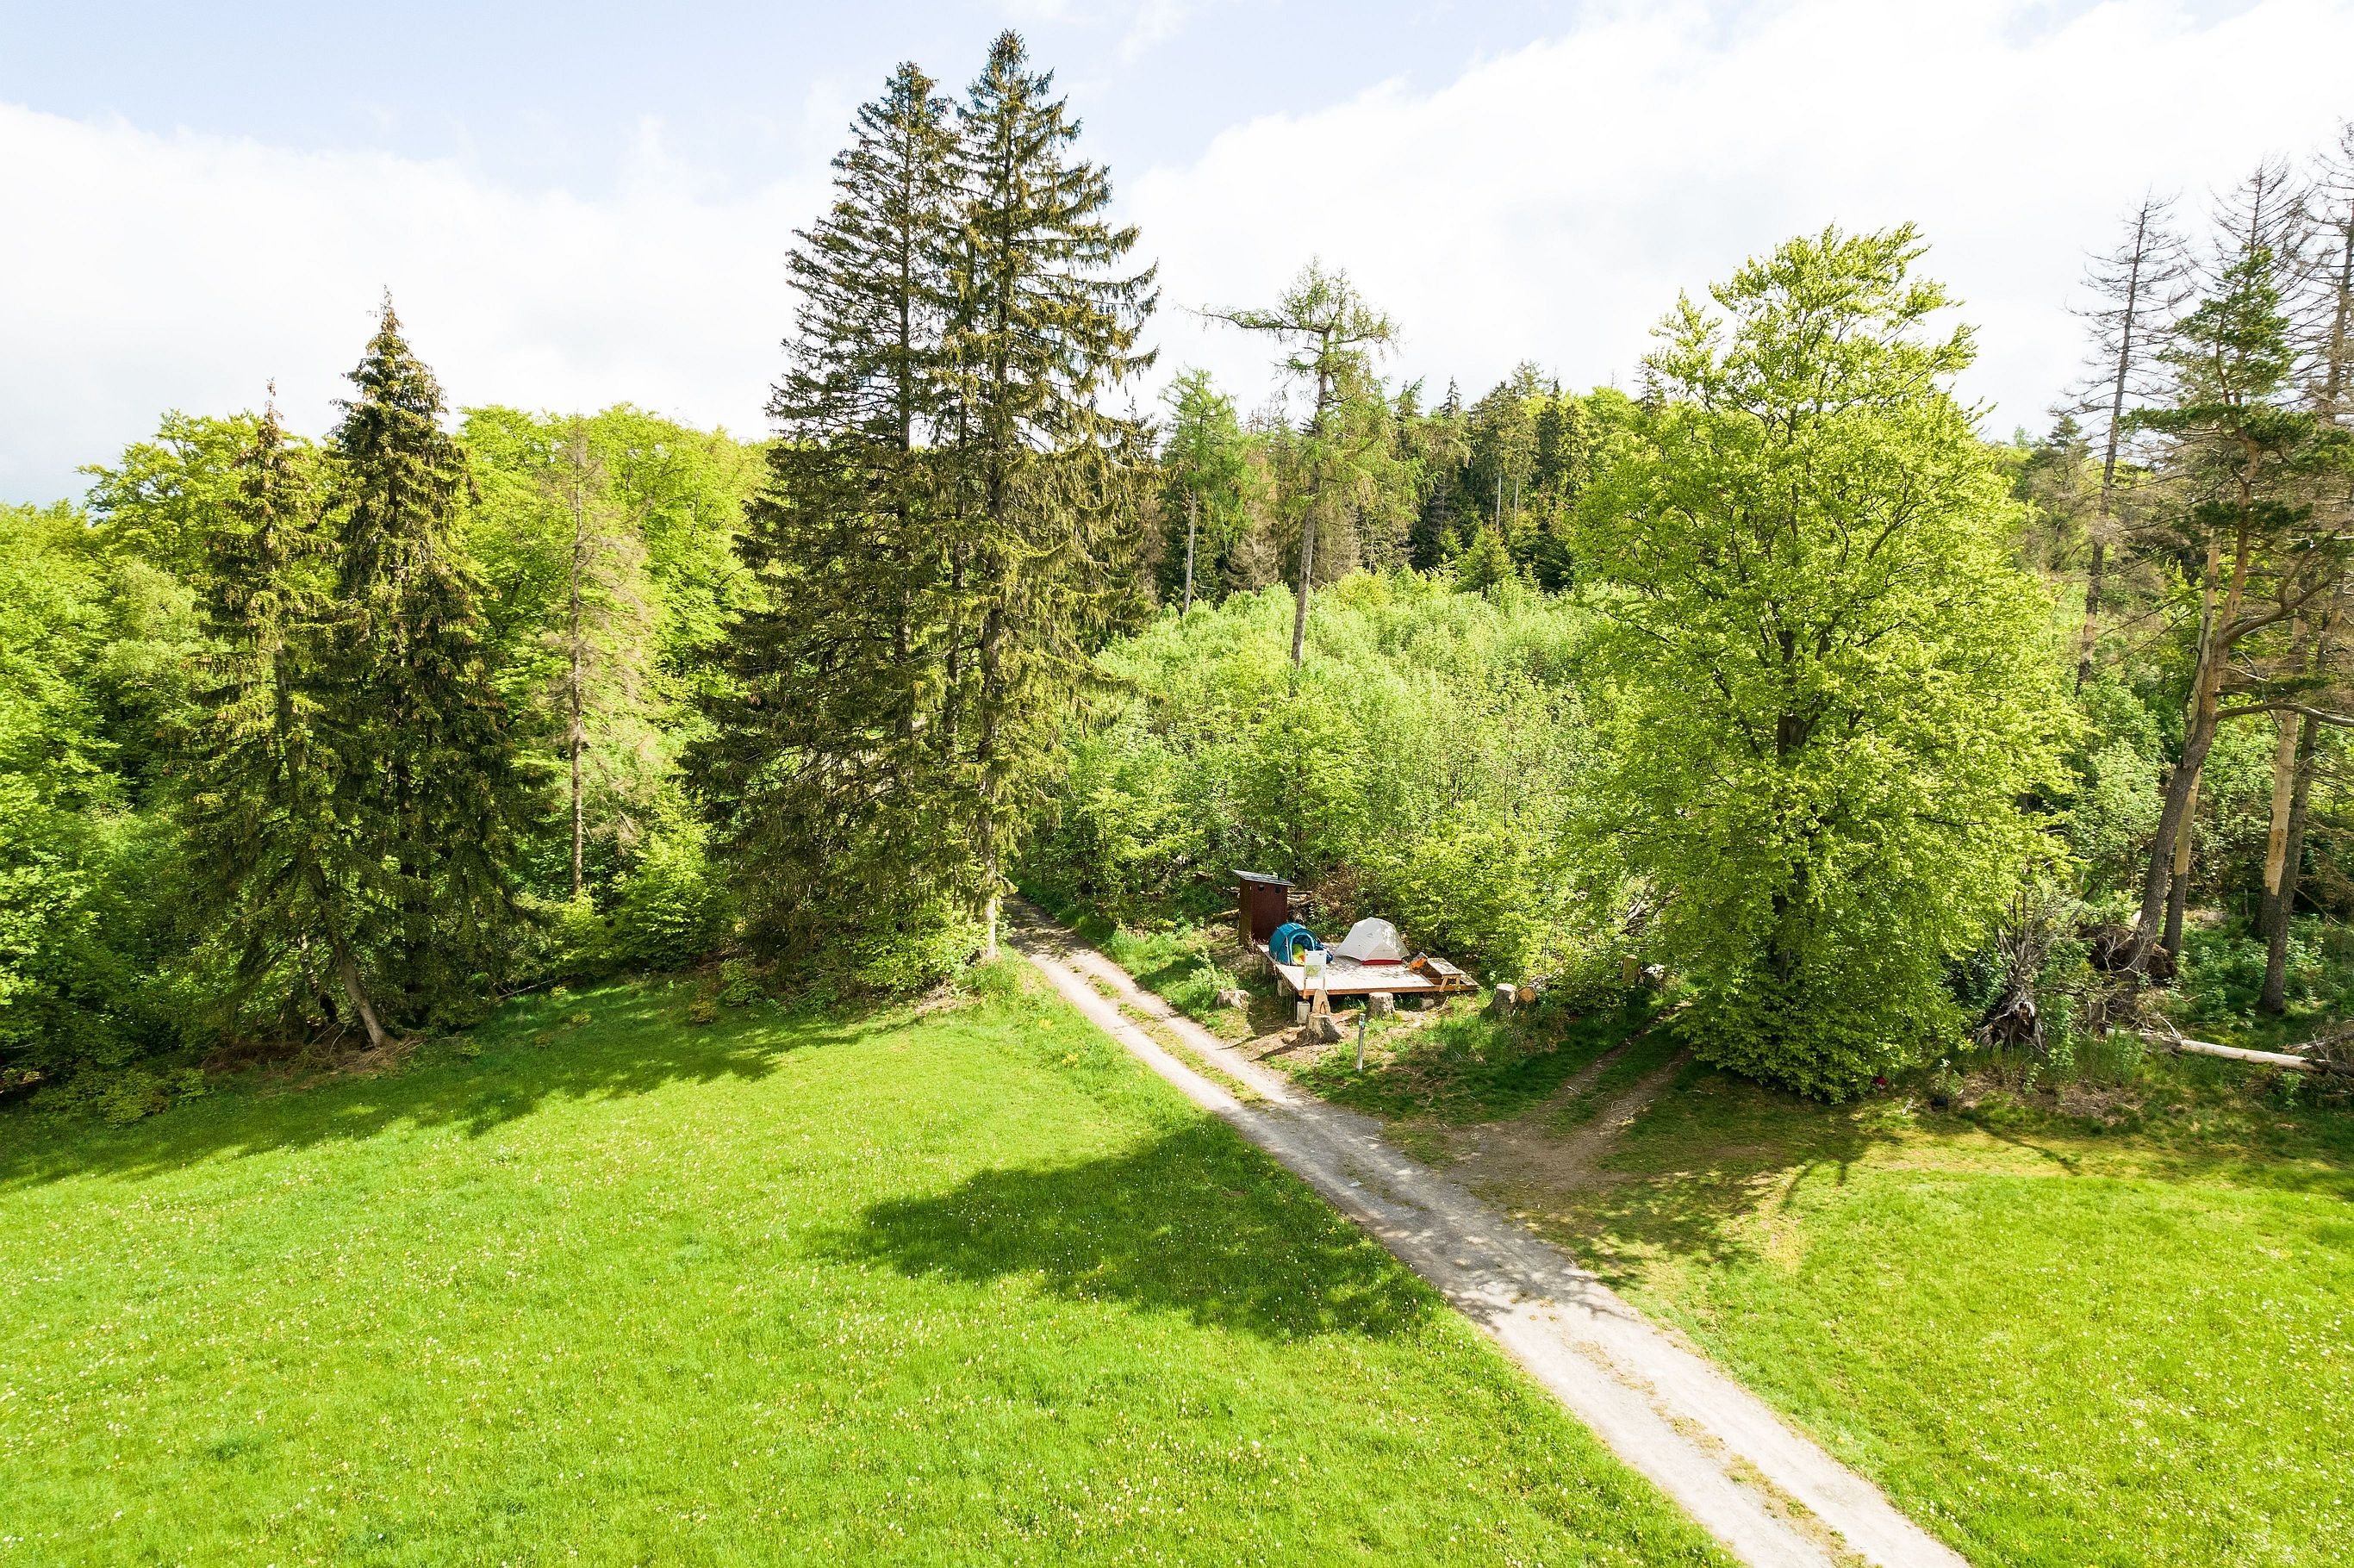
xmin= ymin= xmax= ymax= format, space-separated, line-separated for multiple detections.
xmin=4 ymin=0 xmax=2352 ymax=502
xmin=1132 ymin=0 xmax=2354 ymax=431
xmin=1120 ymin=0 xmax=1193 ymax=63
xmin=0 ymin=104 xmax=820 ymax=500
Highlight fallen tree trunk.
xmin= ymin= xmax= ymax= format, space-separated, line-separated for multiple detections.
xmin=2137 ymin=1030 xmax=2343 ymax=1075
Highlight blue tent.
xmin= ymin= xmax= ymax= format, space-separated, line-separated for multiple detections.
xmin=1267 ymin=922 xmax=1323 ymax=965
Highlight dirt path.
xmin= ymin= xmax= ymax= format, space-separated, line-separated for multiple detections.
xmin=1448 ymin=1047 xmax=1692 ymax=1192
xmin=1007 ymin=901 xmax=1966 ymax=1568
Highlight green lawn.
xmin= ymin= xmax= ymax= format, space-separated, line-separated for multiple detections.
xmin=1530 ymin=1058 xmax=2354 ymax=1568
xmin=0 ymin=965 xmax=1726 ymax=1566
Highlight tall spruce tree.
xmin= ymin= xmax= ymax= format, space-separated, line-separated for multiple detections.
xmin=697 ymin=61 xmax=967 ymax=955
xmin=943 ymin=30 xmax=1156 ymax=955
xmin=182 ymin=400 xmax=393 ymax=1048
xmin=324 ymin=302 xmax=538 ymax=1019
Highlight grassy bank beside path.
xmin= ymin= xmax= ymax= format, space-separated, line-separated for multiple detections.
xmin=1523 ymin=1061 xmax=2354 ymax=1568
xmin=1059 ymin=898 xmax=2354 ymax=1567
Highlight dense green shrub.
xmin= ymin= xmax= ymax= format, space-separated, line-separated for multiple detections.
xmin=2178 ymin=921 xmax=2347 ymax=1028
xmin=1024 ymin=573 xmax=1593 ymax=980
xmin=605 ymin=830 xmax=735 ymax=971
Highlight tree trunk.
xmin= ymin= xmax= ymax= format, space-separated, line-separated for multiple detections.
xmin=2260 ymin=706 xmax=2299 ymax=919
xmin=2164 ymin=775 xmax=2195 ymax=956
xmin=2324 ymin=216 xmax=2352 ymax=426
xmin=939 ymin=540 xmax=967 ymax=760
xmin=569 ymin=476 xmax=586 ymax=901
xmin=2075 ymin=539 xmax=2107 ymax=692
xmin=1291 ymin=363 xmax=1335 ymax=684
xmin=976 ymin=596 xmax=1005 ymax=959
xmin=1183 ymin=488 xmax=1197 ymax=616
xmin=2077 ymin=206 xmax=2150 ymax=692
xmin=1290 ymin=505 xmax=1315 ymax=675
xmin=2130 ymin=530 xmax=2239 ymax=966
xmin=2261 ymin=712 xmax=2319 ymax=1012
xmin=334 ymin=947 xmax=390 ymax=1053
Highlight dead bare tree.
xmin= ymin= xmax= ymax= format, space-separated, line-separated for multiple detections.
xmin=2067 ymin=194 xmax=2191 ymax=691
xmin=1976 ymin=888 xmax=2064 ymax=1055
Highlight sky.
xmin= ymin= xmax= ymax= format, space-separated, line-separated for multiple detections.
xmin=3 ymin=0 xmax=2352 ymax=503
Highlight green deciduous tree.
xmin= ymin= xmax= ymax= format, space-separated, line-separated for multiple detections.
xmin=464 ymin=402 xmax=758 ymax=910
xmin=1574 ymin=226 xmax=2073 ymax=1098
xmin=1158 ymin=368 xmax=1260 ymax=611
xmin=81 ymin=412 xmax=266 ymax=582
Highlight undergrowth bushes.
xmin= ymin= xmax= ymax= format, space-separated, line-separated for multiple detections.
xmin=1023 ymin=575 xmax=1594 ymax=980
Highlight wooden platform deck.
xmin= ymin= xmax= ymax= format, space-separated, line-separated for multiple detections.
xmin=1263 ymin=947 xmax=1475 ymax=999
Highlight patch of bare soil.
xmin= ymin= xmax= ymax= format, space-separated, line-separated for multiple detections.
xmin=1448 ymin=1051 xmax=1692 ymax=1197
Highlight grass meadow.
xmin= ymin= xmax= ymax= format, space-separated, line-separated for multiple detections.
xmin=1541 ymin=1058 xmax=2354 ymax=1567
xmin=0 ymin=964 xmax=1724 ymax=1567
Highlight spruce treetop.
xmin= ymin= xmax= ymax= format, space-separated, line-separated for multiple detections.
xmin=334 ymin=298 xmax=471 ymax=599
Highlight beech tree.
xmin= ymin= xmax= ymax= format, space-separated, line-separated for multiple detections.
xmin=1573 ymin=227 xmax=2072 ymax=1098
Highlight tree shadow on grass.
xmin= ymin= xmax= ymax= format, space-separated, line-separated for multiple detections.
xmin=0 ymin=980 xmax=865 ymax=1189
xmin=828 ymin=1120 xmax=1438 ymax=1344
xmin=1541 ymin=1055 xmax=2354 ymax=1291
xmin=1523 ymin=1061 xmax=1896 ymax=1286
